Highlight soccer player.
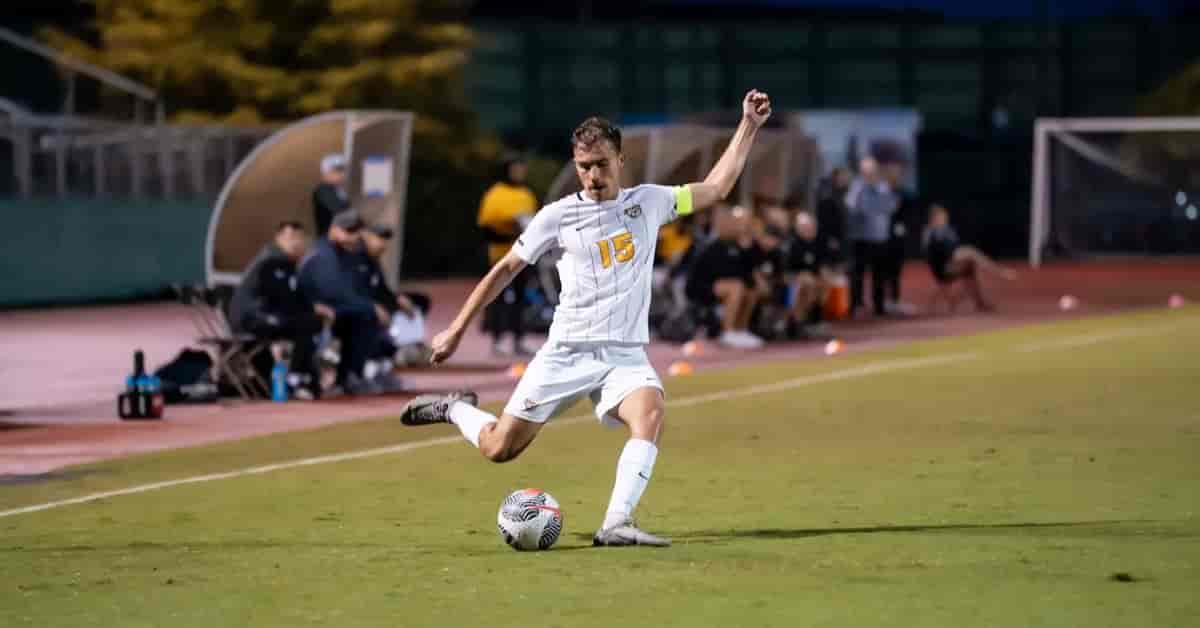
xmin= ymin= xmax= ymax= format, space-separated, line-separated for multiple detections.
xmin=398 ymin=89 xmax=773 ymax=547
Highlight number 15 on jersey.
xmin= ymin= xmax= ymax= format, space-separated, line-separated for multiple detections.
xmin=596 ymin=232 xmax=635 ymax=269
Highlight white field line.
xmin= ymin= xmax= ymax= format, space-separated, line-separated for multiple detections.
xmin=1012 ymin=321 xmax=1186 ymax=353
xmin=0 ymin=319 xmax=1190 ymax=520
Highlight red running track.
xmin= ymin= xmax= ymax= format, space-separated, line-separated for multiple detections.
xmin=1 ymin=260 xmax=1196 ymax=475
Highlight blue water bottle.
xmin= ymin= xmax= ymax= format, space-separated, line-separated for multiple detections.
xmin=271 ymin=357 xmax=288 ymax=402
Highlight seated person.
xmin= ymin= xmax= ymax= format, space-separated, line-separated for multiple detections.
xmin=685 ymin=206 xmax=766 ymax=350
xmin=922 ymin=204 xmax=1017 ymax=312
xmin=229 ymin=221 xmax=330 ymax=399
xmin=748 ymin=223 xmax=790 ymax=340
xmin=358 ymin=224 xmax=433 ymax=366
xmin=785 ymin=211 xmax=838 ymax=339
xmin=297 ymin=211 xmax=391 ymax=395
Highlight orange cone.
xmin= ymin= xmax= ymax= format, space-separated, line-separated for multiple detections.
xmin=682 ymin=340 xmax=703 ymax=357
xmin=667 ymin=360 xmax=694 ymax=376
xmin=507 ymin=362 xmax=527 ymax=378
xmin=823 ymin=339 xmax=844 ymax=356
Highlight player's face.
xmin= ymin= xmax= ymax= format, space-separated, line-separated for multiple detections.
xmin=930 ymin=207 xmax=949 ymax=227
xmin=573 ymin=141 xmax=623 ymax=202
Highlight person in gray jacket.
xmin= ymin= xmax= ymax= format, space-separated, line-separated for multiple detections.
xmin=845 ymin=156 xmax=900 ymax=317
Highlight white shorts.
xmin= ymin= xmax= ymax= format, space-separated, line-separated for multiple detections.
xmin=502 ymin=342 xmax=664 ymax=427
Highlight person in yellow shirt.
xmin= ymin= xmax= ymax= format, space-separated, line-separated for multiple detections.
xmin=477 ymin=154 xmax=539 ymax=356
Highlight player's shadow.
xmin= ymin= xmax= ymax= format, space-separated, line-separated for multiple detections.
xmin=666 ymin=519 xmax=1156 ymax=544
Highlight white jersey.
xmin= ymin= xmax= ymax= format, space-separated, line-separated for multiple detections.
xmin=512 ymin=184 xmax=681 ymax=345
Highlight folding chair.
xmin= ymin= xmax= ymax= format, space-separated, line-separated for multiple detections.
xmin=175 ymin=284 xmax=271 ymax=400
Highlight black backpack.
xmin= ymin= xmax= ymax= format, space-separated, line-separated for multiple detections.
xmin=153 ymin=349 xmax=219 ymax=403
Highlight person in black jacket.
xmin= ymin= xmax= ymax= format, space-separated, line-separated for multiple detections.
xmin=922 ymin=204 xmax=1016 ymax=312
xmin=229 ymin=221 xmax=332 ymax=398
xmin=815 ymin=166 xmax=851 ymax=265
xmin=298 ymin=211 xmax=387 ymax=395
xmin=313 ymin=154 xmax=350 ymax=236
xmin=358 ymin=224 xmax=433 ymax=368
xmin=684 ymin=207 xmax=767 ymax=349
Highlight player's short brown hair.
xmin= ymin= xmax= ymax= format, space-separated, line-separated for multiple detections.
xmin=571 ymin=117 xmax=622 ymax=154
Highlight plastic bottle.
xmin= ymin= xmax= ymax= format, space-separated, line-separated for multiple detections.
xmin=271 ymin=357 xmax=289 ymax=402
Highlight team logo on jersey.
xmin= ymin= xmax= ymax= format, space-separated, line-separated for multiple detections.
xmin=624 ymin=204 xmax=642 ymax=219
xmin=523 ymin=398 xmax=539 ymax=410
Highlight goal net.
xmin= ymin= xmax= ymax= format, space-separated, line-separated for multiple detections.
xmin=1030 ymin=117 xmax=1200 ymax=267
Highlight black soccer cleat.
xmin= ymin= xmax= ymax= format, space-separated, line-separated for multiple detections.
xmin=399 ymin=390 xmax=478 ymax=426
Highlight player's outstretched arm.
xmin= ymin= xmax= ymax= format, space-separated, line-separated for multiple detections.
xmin=429 ymin=251 xmax=527 ymax=364
xmin=688 ymin=89 xmax=772 ymax=211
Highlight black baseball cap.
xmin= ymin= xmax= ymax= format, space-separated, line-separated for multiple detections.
xmin=332 ymin=210 xmax=363 ymax=232
xmin=366 ymin=224 xmax=394 ymax=239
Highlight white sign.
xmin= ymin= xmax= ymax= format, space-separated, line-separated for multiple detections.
xmin=362 ymin=155 xmax=393 ymax=198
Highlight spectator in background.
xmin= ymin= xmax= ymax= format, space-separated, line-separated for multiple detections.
xmin=313 ymin=154 xmax=350 ymax=236
xmin=358 ymin=224 xmax=433 ymax=367
xmin=750 ymin=223 xmax=790 ymax=339
xmin=230 ymin=221 xmax=331 ymax=399
xmin=881 ymin=161 xmax=916 ymax=315
xmin=816 ymin=166 xmax=852 ymax=265
xmin=477 ymin=153 xmax=538 ymax=356
xmin=845 ymin=156 xmax=900 ymax=317
xmin=785 ymin=211 xmax=836 ymax=339
xmin=685 ymin=206 xmax=766 ymax=350
xmin=298 ymin=211 xmax=386 ymax=395
xmin=762 ymin=205 xmax=792 ymax=235
xmin=923 ymin=204 xmax=1017 ymax=312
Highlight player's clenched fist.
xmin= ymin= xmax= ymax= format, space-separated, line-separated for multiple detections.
xmin=430 ymin=328 xmax=462 ymax=365
xmin=743 ymin=89 xmax=771 ymax=128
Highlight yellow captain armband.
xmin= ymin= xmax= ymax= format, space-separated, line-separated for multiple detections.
xmin=673 ymin=184 xmax=694 ymax=217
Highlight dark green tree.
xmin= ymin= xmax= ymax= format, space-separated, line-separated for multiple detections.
xmin=45 ymin=0 xmax=504 ymax=275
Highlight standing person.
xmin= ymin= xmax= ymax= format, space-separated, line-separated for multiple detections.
xmin=881 ymin=161 xmax=913 ymax=315
xmin=845 ymin=156 xmax=899 ymax=317
xmin=229 ymin=221 xmax=332 ymax=399
xmin=313 ymin=154 xmax=350 ymax=236
xmin=923 ymin=204 xmax=1016 ymax=312
xmin=477 ymin=154 xmax=539 ymax=357
xmin=815 ymin=166 xmax=851 ymax=266
xmin=398 ymin=90 xmax=773 ymax=547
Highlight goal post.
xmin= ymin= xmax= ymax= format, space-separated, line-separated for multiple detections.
xmin=1030 ymin=116 xmax=1200 ymax=267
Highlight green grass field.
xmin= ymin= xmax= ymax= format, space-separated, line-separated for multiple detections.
xmin=3 ymin=308 xmax=1199 ymax=627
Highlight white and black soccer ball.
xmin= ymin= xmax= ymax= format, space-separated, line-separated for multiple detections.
xmin=496 ymin=488 xmax=563 ymax=551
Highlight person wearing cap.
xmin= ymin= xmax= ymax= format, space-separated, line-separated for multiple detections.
xmin=476 ymin=153 xmax=538 ymax=356
xmin=313 ymin=154 xmax=350 ymax=236
xmin=297 ymin=210 xmax=384 ymax=395
xmin=357 ymin=223 xmax=433 ymax=368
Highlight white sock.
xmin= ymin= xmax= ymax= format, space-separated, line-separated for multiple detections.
xmin=602 ymin=438 xmax=659 ymax=530
xmin=448 ymin=401 xmax=497 ymax=448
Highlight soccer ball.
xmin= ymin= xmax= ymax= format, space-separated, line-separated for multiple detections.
xmin=496 ymin=488 xmax=563 ymax=551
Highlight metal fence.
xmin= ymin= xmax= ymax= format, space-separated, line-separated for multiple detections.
xmin=0 ymin=114 xmax=272 ymax=200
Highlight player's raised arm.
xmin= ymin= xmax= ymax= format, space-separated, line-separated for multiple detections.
xmin=686 ymin=90 xmax=772 ymax=212
xmin=429 ymin=251 xmax=528 ymax=364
